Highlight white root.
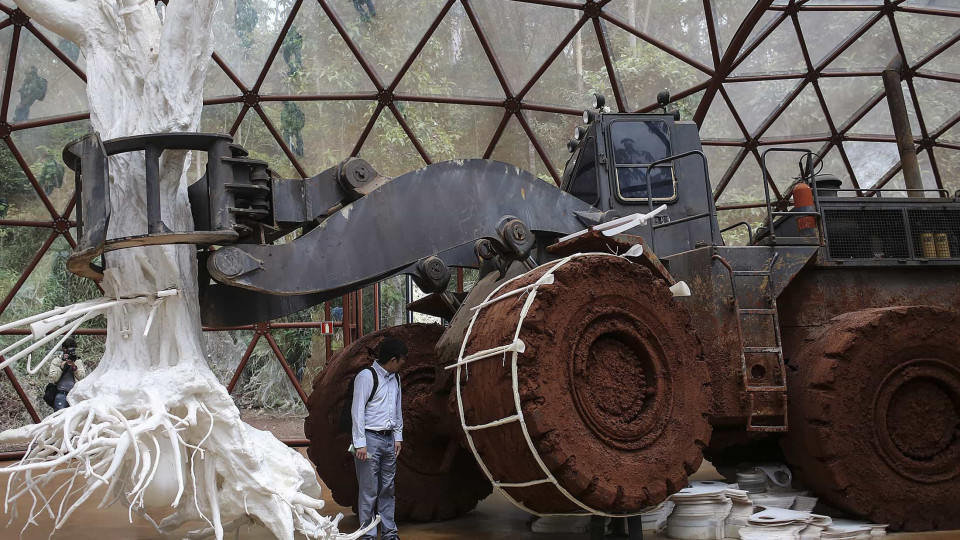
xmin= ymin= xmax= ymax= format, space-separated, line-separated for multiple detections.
xmin=3 ymin=396 xmax=359 ymax=539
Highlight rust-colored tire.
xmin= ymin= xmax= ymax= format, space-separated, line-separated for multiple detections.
xmin=782 ymin=306 xmax=960 ymax=531
xmin=458 ymin=254 xmax=711 ymax=513
xmin=305 ymin=324 xmax=491 ymax=521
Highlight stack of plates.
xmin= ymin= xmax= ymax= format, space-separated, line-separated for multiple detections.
xmin=738 ymin=508 xmax=814 ymax=540
xmin=737 ymin=509 xmax=887 ymax=540
xmin=749 ymin=490 xmax=804 ymax=509
xmin=822 ymin=520 xmax=887 ymax=539
xmin=666 ymin=481 xmax=736 ymax=539
xmin=640 ymin=501 xmax=675 ymax=533
xmin=799 ymin=514 xmax=833 ymax=540
xmin=737 ymin=469 xmax=768 ymax=494
xmin=724 ymin=488 xmax=756 ymax=539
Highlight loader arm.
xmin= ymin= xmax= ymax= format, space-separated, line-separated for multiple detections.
xmin=203 ymin=159 xmax=596 ymax=323
xmin=62 ymin=132 xmax=599 ymax=327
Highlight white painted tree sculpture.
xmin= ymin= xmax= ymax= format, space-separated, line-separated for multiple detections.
xmin=0 ymin=1 xmax=359 ymax=539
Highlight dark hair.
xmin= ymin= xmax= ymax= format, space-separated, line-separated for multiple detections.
xmin=62 ymin=337 xmax=77 ymax=349
xmin=377 ymin=338 xmax=408 ymax=364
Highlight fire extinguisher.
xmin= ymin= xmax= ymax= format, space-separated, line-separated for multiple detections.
xmin=793 ymin=182 xmax=816 ymax=237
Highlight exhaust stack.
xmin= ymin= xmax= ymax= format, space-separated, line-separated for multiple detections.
xmin=881 ymin=54 xmax=924 ymax=197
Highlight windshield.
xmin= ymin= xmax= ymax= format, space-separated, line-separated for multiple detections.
xmin=610 ymin=120 xmax=676 ymax=202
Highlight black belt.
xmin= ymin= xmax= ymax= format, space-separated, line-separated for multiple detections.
xmin=366 ymin=428 xmax=393 ymax=436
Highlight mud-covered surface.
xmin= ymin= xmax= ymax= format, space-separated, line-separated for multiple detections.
xmin=657 ymin=246 xmax=748 ymax=428
xmin=458 ymin=254 xmax=711 ymax=514
xmin=305 ymin=324 xmax=491 ymax=522
xmin=886 ymin=379 xmax=958 ymax=461
xmin=782 ymin=306 xmax=960 ymax=531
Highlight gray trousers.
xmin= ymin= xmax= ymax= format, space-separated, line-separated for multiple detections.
xmin=355 ymin=431 xmax=397 ymax=539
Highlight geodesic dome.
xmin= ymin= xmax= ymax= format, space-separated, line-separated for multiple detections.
xmin=1 ymin=0 xmax=958 ymax=440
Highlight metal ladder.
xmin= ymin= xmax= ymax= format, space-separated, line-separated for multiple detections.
xmin=730 ymin=252 xmax=788 ymax=432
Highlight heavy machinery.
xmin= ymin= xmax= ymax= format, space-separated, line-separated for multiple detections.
xmin=63 ymin=91 xmax=960 ymax=531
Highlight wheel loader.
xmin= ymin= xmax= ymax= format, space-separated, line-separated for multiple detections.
xmin=62 ymin=94 xmax=960 ymax=531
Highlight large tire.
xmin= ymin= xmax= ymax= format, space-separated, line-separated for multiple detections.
xmin=782 ymin=306 xmax=960 ymax=531
xmin=458 ymin=254 xmax=711 ymax=513
xmin=305 ymin=324 xmax=492 ymax=521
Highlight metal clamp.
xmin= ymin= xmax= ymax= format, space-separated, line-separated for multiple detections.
xmin=63 ymin=132 xmax=271 ymax=280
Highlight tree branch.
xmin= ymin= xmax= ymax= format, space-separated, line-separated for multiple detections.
xmin=151 ymin=0 xmax=219 ymax=130
xmin=116 ymin=0 xmax=163 ymax=61
xmin=159 ymin=0 xmax=219 ymax=68
xmin=13 ymin=0 xmax=93 ymax=44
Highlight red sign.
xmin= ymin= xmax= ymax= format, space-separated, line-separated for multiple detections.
xmin=319 ymin=322 xmax=334 ymax=334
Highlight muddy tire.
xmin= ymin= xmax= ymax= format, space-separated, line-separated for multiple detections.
xmin=305 ymin=324 xmax=491 ymax=521
xmin=782 ymin=306 xmax=960 ymax=531
xmin=458 ymin=254 xmax=711 ymax=513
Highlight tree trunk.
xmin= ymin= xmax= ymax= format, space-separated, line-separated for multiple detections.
xmin=0 ymin=2 xmax=357 ymax=539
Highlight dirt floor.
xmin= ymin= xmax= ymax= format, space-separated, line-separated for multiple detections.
xmin=2 ymin=451 xmax=959 ymax=540
xmin=240 ymin=410 xmax=306 ymax=440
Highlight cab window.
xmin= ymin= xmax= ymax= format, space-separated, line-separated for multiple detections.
xmin=610 ymin=120 xmax=676 ymax=202
xmin=568 ymin=137 xmax=599 ymax=206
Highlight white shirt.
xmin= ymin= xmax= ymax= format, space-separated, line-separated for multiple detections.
xmin=351 ymin=361 xmax=403 ymax=448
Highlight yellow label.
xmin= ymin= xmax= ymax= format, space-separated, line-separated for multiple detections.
xmin=921 ymin=233 xmax=937 ymax=258
xmin=935 ymin=233 xmax=951 ymax=258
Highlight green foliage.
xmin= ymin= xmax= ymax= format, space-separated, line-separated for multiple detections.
xmin=0 ymin=230 xmax=102 ymax=429
xmin=0 ymin=146 xmax=31 ymax=197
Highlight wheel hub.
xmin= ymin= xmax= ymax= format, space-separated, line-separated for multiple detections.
xmin=570 ymin=311 xmax=667 ymax=450
xmin=874 ymin=358 xmax=960 ymax=483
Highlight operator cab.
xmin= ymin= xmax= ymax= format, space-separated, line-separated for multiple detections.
xmin=560 ymin=96 xmax=721 ymax=257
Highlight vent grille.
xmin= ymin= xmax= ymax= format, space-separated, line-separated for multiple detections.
xmin=823 ymin=208 xmax=909 ymax=259
xmin=908 ymin=209 xmax=960 ymax=259
xmin=823 ymin=207 xmax=960 ymax=260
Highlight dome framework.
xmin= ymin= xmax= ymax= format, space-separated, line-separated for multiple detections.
xmin=0 ymin=0 xmax=958 ymax=444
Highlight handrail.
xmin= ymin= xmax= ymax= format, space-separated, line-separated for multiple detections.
xmin=643 ymin=150 xmax=717 ymax=251
xmin=720 ymin=221 xmax=754 ymax=244
xmin=832 ymin=187 xmax=951 ymax=198
xmin=759 ymin=148 xmax=821 ymax=245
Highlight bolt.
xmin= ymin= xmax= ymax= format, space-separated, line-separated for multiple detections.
xmin=583 ymin=1 xmax=601 ymax=18
xmin=512 ymin=225 xmax=526 ymax=241
xmin=10 ymin=9 xmax=29 ymax=27
xmin=476 ymin=239 xmax=496 ymax=260
xmin=242 ymin=91 xmax=260 ymax=107
xmin=427 ymin=259 xmax=444 ymax=278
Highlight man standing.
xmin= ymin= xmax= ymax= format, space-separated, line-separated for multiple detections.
xmin=352 ymin=338 xmax=406 ymax=540
xmin=47 ymin=337 xmax=87 ymax=412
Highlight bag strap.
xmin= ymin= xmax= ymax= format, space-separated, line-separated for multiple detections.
xmin=366 ymin=366 xmax=378 ymax=403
